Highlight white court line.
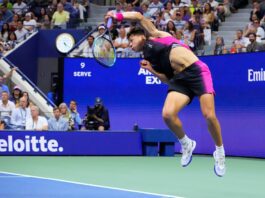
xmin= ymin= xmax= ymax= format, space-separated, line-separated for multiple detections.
xmin=0 ymin=171 xmax=184 ymax=198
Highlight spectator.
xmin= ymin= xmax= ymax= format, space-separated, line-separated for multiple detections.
xmin=245 ymin=14 xmax=259 ymax=33
xmin=253 ymin=19 xmax=265 ymax=42
xmin=47 ymin=0 xmax=58 ymax=19
xmin=209 ymin=0 xmax=219 ymax=11
xmin=114 ymin=26 xmax=129 ymax=57
xmin=22 ymin=91 xmax=31 ymax=107
xmin=7 ymin=31 xmax=17 ymax=49
xmin=9 ymin=14 xmax=20 ymax=32
xmin=0 ymin=23 xmax=10 ymax=42
xmin=48 ymin=107 xmax=69 ymax=131
xmin=51 ymin=2 xmax=70 ymax=29
xmin=231 ymin=29 xmax=248 ymax=53
xmin=162 ymin=1 xmax=175 ymax=21
xmin=40 ymin=14 xmax=51 ymax=29
xmin=47 ymin=82 xmax=59 ymax=105
xmin=92 ymin=24 xmax=107 ymax=38
xmin=72 ymin=0 xmax=86 ymax=22
xmin=148 ymin=0 xmax=163 ymax=17
xmin=165 ymin=19 xmax=176 ymax=34
xmin=83 ymin=97 xmax=110 ymax=131
xmin=61 ymin=0 xmax=79 ymax=28
xmin=181 ymin=4 xmax=191 ymax=22
xmin=11 ymin=85 xmax=23 ymax=107
xmin=112 ymin=2 xmax=124 ymax=15
xmin=15 ymin=20 xmax=28 ymax=42
xmin=217 ymin=0 xmax=230 ymax=22
xmin=0 ymin=68 xmax=15 ymax=96
xmin=213 ymin=36 xmax=227 ymax=55
xmin=59 ymin=102 xmax=74 ymax=130
xmin=246 ymin=32 xmax=264 ymax=52
xmin=69 ymin=100 xmax=82 ymax=129
xmin=1 ymin=0 xmax=13 ymax=10
xmin=10 ymin=96 xmax=31 ymax=129
xmin=38 ymin=7 xmax=47 ymax=24
xmin=125 ymin=3 xmax=135 ymax=12
xmin=175 ymin=29 xmax=184 ymax=43
xmin=1 ymin=4 xmax=13 ymax=23
xmin=25 ymin=105 xmax=48 ymax=130
xmin=172 ymin=10 xmax=186 ymax=31
xmin=81 ymin=0 xmax=89 ymax=19
xmin=141 ymin=3 xmax=152 ymax=19
xmin=13 ymin=0 xmax=27 ymax=16
xmin=0 ymin=91 xmax=15 ymax=128
xmin=183 ymin=21 xmax=196 ymax=50
xmin=172 ymin=0 xmax=181 ymax=9
xmin=75 ymin=35 xmax=94 ymax=57
xmin=250 ymin=1 xmax=263 ymax=21
xmin=245 ymin=17 xmax=265 ymax=41
xmin=202 ymin=3 xmax=216 ymax=31
xmin=23 ymin=12 xmax=37 ymax=33
xmin=190 ymin=0 xmax=201 ymax=15
xmin=109 ymin=22 xmax=119 ymax=40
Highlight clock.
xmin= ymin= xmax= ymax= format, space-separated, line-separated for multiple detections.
xmin=55 ymin=33 xmax=75 ymax=54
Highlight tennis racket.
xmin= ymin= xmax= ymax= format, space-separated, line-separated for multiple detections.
xmin=92 ymin=18 xmax=116 ymax=67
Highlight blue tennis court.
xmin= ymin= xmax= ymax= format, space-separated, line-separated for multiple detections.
xmin=0 ymin=172 xmax=179 ymax=198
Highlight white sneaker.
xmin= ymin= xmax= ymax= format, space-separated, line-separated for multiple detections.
xmin=213 ymin=151 xmax=226 ymax=177
xmin=180 ymin=140 xmax=196 ymax=167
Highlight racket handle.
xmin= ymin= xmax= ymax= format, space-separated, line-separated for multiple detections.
xmin=107 ymin=18 xmax=112 ymax=28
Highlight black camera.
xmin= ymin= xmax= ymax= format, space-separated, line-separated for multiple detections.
xmin=87 ymin=106 xmax=95 ymax=115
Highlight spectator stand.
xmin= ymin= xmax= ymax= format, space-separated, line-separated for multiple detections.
xmin=0 ymin=57 xmax=55 ymax=118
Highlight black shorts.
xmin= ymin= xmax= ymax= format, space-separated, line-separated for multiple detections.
xmin=168 ymin=60 xmax=215 ymax=101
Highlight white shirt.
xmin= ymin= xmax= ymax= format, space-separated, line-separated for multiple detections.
xmin=148 ymin=2 xmax=163 ymax=16
xmin=114 ymin=36 xmax=129 ymax=52
xmin=26 ymin=116 xmax=48 ymax=130
xmin=23 ymin=19 xmax=37 ymax=33
xmin=15 ymin=28 xmax=28 ymax=42
xmin=0 ymin=100 xmax=15 ymax=117
xmin=256 ymin=27 xmax=265 ymax=42
xmin=13 ymin=2 xmax=27 ymax=15
xmin=11 ymin=107 xmax=31 ymax=127
xmin=209 ymin=0 xmax=219 ymax=10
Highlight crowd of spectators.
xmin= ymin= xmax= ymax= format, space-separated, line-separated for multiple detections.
xmin=70 ymin=0 xmax=265 ymax=57
xmin=0 ymin=0 xmax=90 ymax=55
xmin=0 ymin=71 xmax=110 ymax=131
xmin=1 ymin=0 xmax=265 ymax=56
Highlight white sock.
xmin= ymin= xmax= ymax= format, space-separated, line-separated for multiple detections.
xmin=179 ymin=135 xmax=191 ymax=148
xmin=215 ymin=145 xmax=225 ymax=156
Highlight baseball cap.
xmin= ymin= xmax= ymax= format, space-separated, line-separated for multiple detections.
xmin=13 ymin=85 xmax=21 ymax=91
xmin=98 ymin=25 xmax=106 ymax=30
xmin=25 ymin=13 xmax=31 ymax=17
xmin=95 ymin=97 xmax=103 ymax=105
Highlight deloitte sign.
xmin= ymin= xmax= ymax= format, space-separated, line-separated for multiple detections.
xmin=0 ymin=135 xmax=64 ymax=153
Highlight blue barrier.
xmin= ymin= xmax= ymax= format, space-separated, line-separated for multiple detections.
xmin=139 ymin=129 xmax=178 ymax=156
xmin=0 ymin=131 xmax=142 ymax=156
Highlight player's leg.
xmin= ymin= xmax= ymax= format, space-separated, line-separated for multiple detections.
xmin=162 ymin=91 xmax=196 ymax=167
xmin=199 ymin=93 xmax=226 ymax=176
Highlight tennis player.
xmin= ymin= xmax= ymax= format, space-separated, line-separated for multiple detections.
xmin=106 ymin=11 xmax=226 ymax=177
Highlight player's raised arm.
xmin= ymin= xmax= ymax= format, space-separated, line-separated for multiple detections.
xmin=105 ymin=11 xmax=170 ymax=38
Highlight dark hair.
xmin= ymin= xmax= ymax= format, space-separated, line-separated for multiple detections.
xmin=166 ymin=20 xmax=176 ymax=33
xmin=127 ymin=27 xmax=146 ymax=39
xmin=1 ymin=23 xmax=9 ymax=35
xmin=248 ymin=32 xmax=256 ymax=37
xmin=53 ymin=107 xmax=60 ymax=111
xmin=8 ymin=32 xmax=17 ymax=41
